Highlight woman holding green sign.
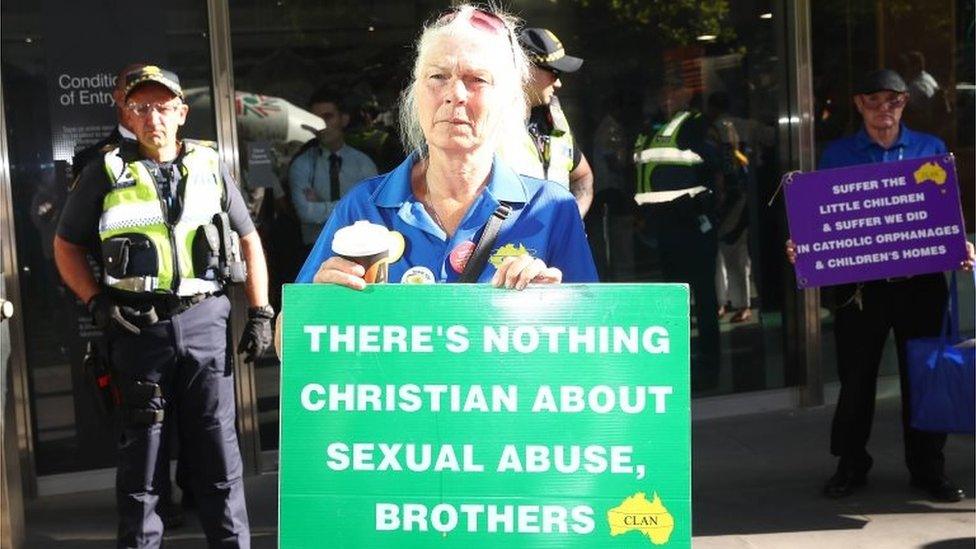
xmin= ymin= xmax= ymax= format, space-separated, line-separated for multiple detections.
xmin=294 ymin=4 xmax=598 ymax=289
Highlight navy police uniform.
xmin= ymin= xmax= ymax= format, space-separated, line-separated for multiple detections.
xmin=57 ymin=136 xmax=255 ymax=548
xmin=634 ymin=110 xmax=721 ymax=390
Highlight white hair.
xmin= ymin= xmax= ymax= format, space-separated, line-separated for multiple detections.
xmin=398 ymin=4 xmax=530 ymax=156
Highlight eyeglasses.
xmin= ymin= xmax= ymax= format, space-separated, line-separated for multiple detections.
xmin=125 ymin=102 xmax=184 ymax=117
xmin=436 ymin=6 xmax=519 ymax=68
xmin=859 ymin=93 xmax=907 ymax=110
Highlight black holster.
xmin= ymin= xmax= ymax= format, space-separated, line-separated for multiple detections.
xmin=120 ymin=380 xmax=165 ymax=426
xmin=82 ymin=339 xmax=119 ymax=421
xmin=214 ymin=212 xmax=247 ymax=284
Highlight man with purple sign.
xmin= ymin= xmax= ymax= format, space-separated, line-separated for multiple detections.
xmin=787 ymin=69 xmax=975 ymax=502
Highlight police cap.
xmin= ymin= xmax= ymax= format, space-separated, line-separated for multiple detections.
xmin=123 ymin=65 xmax=184 ymax=100
xmin=518 ymin=28 xmax=583 ymax=74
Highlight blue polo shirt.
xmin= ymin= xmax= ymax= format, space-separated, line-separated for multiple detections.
xmin=295 ymin=153 xmax=598 ymax=283
xmin=818 ymin=124 xmax=946 ymax=170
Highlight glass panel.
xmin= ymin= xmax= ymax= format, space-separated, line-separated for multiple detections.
xmin=811 ymin=0 xmax=976 ymax=381
xmin=230 ymin=0 xmax=796 ymax=454
xmin=567 ymin=1 xmax=791 ymax=397
xmin=1 ymin=0 xmax=215 ymax=474
xmin=229 ymin=1 xmax=435 ymax=453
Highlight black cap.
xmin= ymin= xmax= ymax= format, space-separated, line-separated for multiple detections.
xmin=856 ymin=69 xmax=907 ymax=95
xmin=122 ymin=65 xmax=184 ymax=99
xmin=518 ymin=28 xmax=583 ymax=74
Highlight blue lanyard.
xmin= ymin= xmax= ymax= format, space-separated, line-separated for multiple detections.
xmin=876 ymin=145 xmax=904 ymax=164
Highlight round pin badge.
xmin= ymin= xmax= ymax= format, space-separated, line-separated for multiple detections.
xmin=388 ymin=231 xmax=406 ymax=264
xmin=449 ymin=240 xmax=476 ymax=273
xmin=400 ymin=266 xmax=436 ymax=284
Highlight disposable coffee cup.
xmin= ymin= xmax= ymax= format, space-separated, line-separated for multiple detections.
xmin=331 ymin=220 xmax=390 ymax=283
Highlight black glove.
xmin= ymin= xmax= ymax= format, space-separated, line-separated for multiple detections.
xmin=238 ymin=305 xmax=274 ymax=363
xmin=88 ymin=293 xmax=141 ymax=335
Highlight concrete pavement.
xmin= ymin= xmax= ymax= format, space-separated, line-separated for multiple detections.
xmin=692 ymin=398 xmax=974 ymax=548
xmin=23 ymin=396 xmax=975 ymax=548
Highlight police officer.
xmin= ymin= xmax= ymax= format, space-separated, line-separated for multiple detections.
xmin=71 ymin=61 xmax=188 ymax=530
xmin=789 ymin=69 xmax=975 ymax=502
xmin=634 ymin=79 xmax=721 ymax=392
xmin=503 ymin=27 xmax=594 ymax=218
xmin=344 ymin=88 xmax=403 ymax=173
xmin=54 ymin=65 xmax=271 ymax=547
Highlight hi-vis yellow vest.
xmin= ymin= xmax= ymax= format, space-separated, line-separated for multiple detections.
xmin=633 ymin=111 xmax=705 ymax=193
xmin=98 ymin=141 xmax=225 ymax=296
xmin=502 ymin=102 xmax=575 ymax=187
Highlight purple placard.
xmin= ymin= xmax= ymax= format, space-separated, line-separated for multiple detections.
xmin=784 ymin=154 xmax=967 ymax=288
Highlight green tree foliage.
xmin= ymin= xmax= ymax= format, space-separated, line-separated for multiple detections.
xmin=575 ymin=0 xmax=735 ymax=45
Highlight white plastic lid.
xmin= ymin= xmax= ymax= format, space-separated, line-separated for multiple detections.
xmin=331 ymin=220 xmax=390 ymax=257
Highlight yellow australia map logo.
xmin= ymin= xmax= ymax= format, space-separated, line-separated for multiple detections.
xmin=607 ymin=492 xmax=675 ymax=545
xmin=489 ymin=243 xmax=533 ymax=267
xmin=913 ymin=162 xmax=947 ymax=186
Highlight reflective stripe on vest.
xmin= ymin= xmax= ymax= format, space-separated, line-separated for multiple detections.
xmin=634 ymin=111 xmax=704 ymax=193
xmin=99 ymin=142 xmax=225 ymax=296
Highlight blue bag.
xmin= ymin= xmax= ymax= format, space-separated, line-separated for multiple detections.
xmin=906 ymin=272 xmax=975 ymax=434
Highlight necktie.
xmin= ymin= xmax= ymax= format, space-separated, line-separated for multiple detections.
xmin=329 ymin=153 xmax=342 ymax=201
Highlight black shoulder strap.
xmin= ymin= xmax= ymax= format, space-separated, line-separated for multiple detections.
xmin=459 ymin=202 xmax=512 ymax=283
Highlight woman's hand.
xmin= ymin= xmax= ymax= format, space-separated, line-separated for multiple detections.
xmin=313 ymin=256 xmax=367 ymax=290
xmin=491 ymin=255 xmax=562 ymax=290
xmin=276 ymin=256 xmax=368 ymax=355
xmin=960 ymin=241 xmax=975 ymax=272
xmin=785 ymin=239 xmax=797 ymax=265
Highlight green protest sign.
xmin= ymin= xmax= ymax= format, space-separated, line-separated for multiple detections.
xmin=280 ymin=284 xmax=690 ymax=548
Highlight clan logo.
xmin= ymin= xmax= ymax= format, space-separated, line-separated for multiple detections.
xmin=913 ymin=162 xmax=947 ymax=186
xmin=489 ymin=243 xmax=534 ymax=267
xmin=606 ymin=492 xmax=675 ymax=545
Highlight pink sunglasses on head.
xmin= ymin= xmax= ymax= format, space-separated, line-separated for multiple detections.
xmin=437 ymin=6 xmax=518 ymax=67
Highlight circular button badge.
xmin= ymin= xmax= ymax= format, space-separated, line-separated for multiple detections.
xmin=388 ymin=231 xmax=406 ymax=264
xmin=400 ymin=266 xmax=436 ymax=284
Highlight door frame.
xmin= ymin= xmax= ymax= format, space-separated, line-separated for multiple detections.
xmin=0 ymin=65 xmax=33 ymax=548
xmin=206 ymin=0 xmax=264 ymax=476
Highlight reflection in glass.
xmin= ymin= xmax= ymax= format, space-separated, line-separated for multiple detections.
xmin=227 ymin=0 xmax=792 ymax=454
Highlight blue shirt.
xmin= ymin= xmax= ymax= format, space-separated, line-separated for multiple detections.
xmin=296 ymin=154 xmax=598 ymax=284
xmin=289 ymin=143 xmax=378 ymax=244
xmin=818 ymin=124 xmax=946 ymax=170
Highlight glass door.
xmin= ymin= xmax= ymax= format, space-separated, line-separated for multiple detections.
xmin=1 ymin=0 xmax=217 ymax=475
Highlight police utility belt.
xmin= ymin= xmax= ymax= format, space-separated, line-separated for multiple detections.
xmin=101 ymin=211 xmax=246 ymax=317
